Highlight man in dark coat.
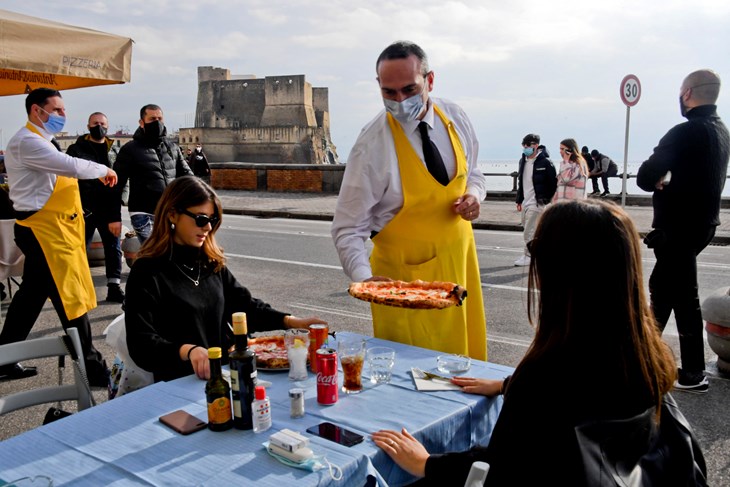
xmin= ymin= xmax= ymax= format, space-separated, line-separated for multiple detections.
xmin=67 ymin=112 xmax=125 ymax=302
xmin=637 ymin=69 xmax=730 ymax=393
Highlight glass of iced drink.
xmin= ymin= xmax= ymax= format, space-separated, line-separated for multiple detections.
xmin=338 ymin=338 xmax=366 ymax=393
xmin=285 ymin=329 xmax=310 ymax=381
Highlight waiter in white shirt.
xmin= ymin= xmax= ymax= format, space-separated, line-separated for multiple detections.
xmin=0 ymin=88 xmax=117 ymax=384
xmin=331 ymin=41 xmax=488 ymax=360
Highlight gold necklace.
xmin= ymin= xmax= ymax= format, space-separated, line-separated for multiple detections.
xmin=175 ymin=262 xmax=201 ymax=286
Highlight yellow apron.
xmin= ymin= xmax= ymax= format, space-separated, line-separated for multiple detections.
xmin=370 ymin=107 xmax=487 ymax=360
xmin=16 ymin=123 xmax=96 ymax=320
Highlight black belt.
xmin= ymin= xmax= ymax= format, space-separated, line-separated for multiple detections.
xmin=15 ymin=210 xmax=38 ymax=220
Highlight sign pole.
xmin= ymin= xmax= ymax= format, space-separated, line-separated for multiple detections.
xmin=618 ymin=74 xmax=641 ymax=207
xmin=621 ymin=106 xmax=630 ymax=207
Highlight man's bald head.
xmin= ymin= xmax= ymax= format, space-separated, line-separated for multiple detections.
xmin=682 ymin=69 xmax=721 ymax=105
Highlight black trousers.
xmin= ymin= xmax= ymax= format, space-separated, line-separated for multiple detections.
xmin=648 ymin=226 xmax=715 ymax=375
xmin=84 ymin=213 xmax=122 ymax=284
xmin=0 ymin=224 xmax=107 ymax=380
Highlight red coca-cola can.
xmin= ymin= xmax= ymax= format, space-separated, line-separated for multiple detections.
xmin=316 ymin=348 xmax=338 ymax=405
xmin=309 ymin=324 xmax=329 ymax=373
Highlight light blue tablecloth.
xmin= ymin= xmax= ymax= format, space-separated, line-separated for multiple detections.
xmin=0 ymin=332 xmax=512 ymax=486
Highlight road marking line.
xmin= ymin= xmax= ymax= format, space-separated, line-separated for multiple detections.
xmin=289 ymin=303 xmax=371 ymax=320
xmin=483 ymin=283 xmax=530 ymax=292
xmin=227 ymin=253 xmax=343 ymax=270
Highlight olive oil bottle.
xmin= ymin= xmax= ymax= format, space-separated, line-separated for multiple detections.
xmin=206 ymin=347 xmax=233 ymax=431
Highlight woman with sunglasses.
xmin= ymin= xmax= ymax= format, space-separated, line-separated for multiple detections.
xmin=372 ymin=200 xmax=701 ymax=485
xmin=125 ymin=176 xmax=326 ymax=382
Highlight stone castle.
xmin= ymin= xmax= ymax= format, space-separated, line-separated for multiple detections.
xmin=178 ymin=66 xmax=339 ymax=165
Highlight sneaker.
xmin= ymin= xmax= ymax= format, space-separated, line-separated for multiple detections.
xmin=600 ymin=190 xmax=610 ymax=197
xmin=514 ymin=255 xmax=531 ymax=267
xmin=106 ymin=284 xmax=125 ymax=303
xmin=674 ymin=368 xmax=709 ymax=394
xmin=590 ymin=190 xmax=600 ymax=195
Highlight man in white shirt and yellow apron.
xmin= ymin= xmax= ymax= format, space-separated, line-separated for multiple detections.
xmin=332 ymin=41 xmax=488 ymax=360
xmin=0 ymin=88 xmax=117 ymax=385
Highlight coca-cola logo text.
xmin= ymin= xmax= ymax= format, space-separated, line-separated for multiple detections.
xmin=316 ymin=372 xmax=337 ymax=385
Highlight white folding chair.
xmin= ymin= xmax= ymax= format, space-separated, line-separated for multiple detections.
xmin=0 ymin=327 xmax=93 ymax=415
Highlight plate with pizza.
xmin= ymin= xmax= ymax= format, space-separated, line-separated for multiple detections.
xmin=348 ymin=279 xmax=467 ymax=309
xmin=248 ymin=331 xmax=290 ymax=371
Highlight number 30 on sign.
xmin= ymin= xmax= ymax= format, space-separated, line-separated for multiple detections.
xmin=620 ymin=74 xmax=641 ymax=107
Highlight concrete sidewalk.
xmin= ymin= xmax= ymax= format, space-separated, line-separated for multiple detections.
xmin=217 ymin=190 xmax=730 ymax=244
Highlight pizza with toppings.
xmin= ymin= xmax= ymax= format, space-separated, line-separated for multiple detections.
xmin=348 ymin=279 xmax=467 ymax=309
xmin=248 ymin=333 xmax=289 ymax=370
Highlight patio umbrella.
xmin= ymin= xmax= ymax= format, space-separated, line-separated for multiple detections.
xmin=0 ymin=9 xmax=132 ymax=96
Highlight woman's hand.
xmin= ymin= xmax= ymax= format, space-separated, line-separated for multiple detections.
xmin=372 ymin=428 xmax=429 ymax=477
xmin=182 ymin=345 xmax=210 ymax=380
xmin=450 ymin=377 xmax=503 ymax=397
xmin=284 ymin=315 xmax=327 ymax=329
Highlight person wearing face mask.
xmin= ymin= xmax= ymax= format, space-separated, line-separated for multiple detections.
xmin=0 ymin=88 xmax=117 ymax=384
xmin=67 ymin=112 xmax=125 ymax=303
xmin=637 ymin=69 xmax=730 ymax=394
xmin=331 ymin=41 xmax=488 ymax=360
xmin=111 ymin=104 xmax=192 ymax=245
xmin=514 ymin=133 xmax=557 ymax=266
xmin=188 ymin=144 xmax=211 ymax=183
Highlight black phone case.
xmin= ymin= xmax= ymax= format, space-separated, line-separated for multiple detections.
xmin=306 ymin=422 xmax=364 ymax=447
xmin=159 ymin=410 xmax=207 ymax=435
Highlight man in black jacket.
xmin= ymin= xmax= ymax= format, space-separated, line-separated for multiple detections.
xmin=514 ymin=133 xmax=556 ymax=266
xmin=589 ymin=149 xmax=618 ymax=196
xmin=67 ymin=112 xmax=125 ymax=302
xmin=110 ymin=104 xmax=192 ymax=244
xmin=637 ymin=69 xmax=730 ymax=393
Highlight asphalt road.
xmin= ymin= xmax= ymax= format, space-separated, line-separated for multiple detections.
xmin=1 ymin=214 xmax=728 ymax=485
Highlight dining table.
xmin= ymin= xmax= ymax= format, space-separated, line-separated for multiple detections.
xmin=0 ymin=332 xmax=513 ymax=486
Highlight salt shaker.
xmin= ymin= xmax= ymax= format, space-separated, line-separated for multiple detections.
xmin=289 ymin=388 xmax=305 ymax=418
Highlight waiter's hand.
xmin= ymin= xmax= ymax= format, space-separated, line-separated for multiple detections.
xmin=453 ymin=194 xmax=481 ymax=221
xmin=284 ymin=315 xmax=327 ymax=329
xmin=100 ymin=168 xmax=118 ymax=187
xmin=108 ymin=221 xmax=122 ymax=237
xmin=365 ymin=276 xmax=393 ymax=282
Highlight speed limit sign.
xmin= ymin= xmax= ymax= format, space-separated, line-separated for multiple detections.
xmin=620 ymin=74 xmax=641 ymax=107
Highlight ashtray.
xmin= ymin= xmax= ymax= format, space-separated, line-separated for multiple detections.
xmin=436 ymin=354 xmax=471 ymax=375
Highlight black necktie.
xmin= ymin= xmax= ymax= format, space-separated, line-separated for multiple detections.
xmin=418 ymin=121 xmax=449 ymax=186
xmin=50 ymin=138 xmax=62 ymax=152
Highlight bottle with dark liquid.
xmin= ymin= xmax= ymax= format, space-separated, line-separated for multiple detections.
xmin=229 ymin=312 xmax=257 ymax=430
xmin=206 ymin=346 xmax=233 ymax=431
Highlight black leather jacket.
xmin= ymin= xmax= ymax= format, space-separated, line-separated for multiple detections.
xmin=516 ymin=150 xmax=557 ymax=206
xmin=112 ymin=127 xmax=192 ymax=220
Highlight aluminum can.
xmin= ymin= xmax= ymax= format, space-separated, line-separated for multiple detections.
xmin=309 ymin=324 xmax=329 ymax=373
xmin=316 ymin=348 xmax=338 ymax=405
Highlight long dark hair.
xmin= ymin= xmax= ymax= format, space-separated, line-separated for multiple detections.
xmin=560 ymin=138 xmax=589 ymax=177
xmin=137 ymin=176 xmax=226 ymax=271
xmin=521 ymin=200 xmax=675 ymax=408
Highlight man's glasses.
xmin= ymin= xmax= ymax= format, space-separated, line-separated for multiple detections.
xmin=179 ymin=208 xmax=220 ymax=228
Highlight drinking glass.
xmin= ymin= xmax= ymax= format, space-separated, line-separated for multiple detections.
xmin=367 ymin=347 xmax=396 ymax=384
xmin=338 ymin=338 xmax=366 ymax=393
xmin=285 ymin=329 xmax=310 ymax=381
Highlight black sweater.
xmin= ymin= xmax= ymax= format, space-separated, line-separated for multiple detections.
xmin=637 ymin=105 xmax=729 ymax=231
xmin=66 ymin=135 xmax=119 ymax=223
xmin=125 ymin=245 xmax=287 ymax=382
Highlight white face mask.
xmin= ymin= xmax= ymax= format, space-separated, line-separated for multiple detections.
xmin=383 ymin=89 xmax=426 ymax=123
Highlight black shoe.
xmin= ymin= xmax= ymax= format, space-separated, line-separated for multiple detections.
xmin=0 ymin=363 xmax=38 ymax=381
xmin=88 ymin=368 xmax=111 ymax=389
xmin=674 ymin=368 xmax=709 ymax=394
xmin=600 ymin=190 xmax=610 ymax=197
xmin=106 ymin=284 xmax=125 ymax=303
xmin=590 ymin=190 xmax=600 ymax=195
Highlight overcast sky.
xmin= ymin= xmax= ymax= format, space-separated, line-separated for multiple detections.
xmin=1 ymin=0 xmax=729 ymax=164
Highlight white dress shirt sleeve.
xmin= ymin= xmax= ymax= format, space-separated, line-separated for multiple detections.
xmin=17 ymin=134 xmax=108 ymax=180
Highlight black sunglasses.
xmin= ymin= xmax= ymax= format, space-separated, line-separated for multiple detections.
xmin=179 ymin=208 xmax=220 ymax=228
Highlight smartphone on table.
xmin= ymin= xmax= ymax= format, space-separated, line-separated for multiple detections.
xmin=306 ymin=421 xmax=365 ymax=447
xmin=159 ymin=410 xmax=207 ymax=435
